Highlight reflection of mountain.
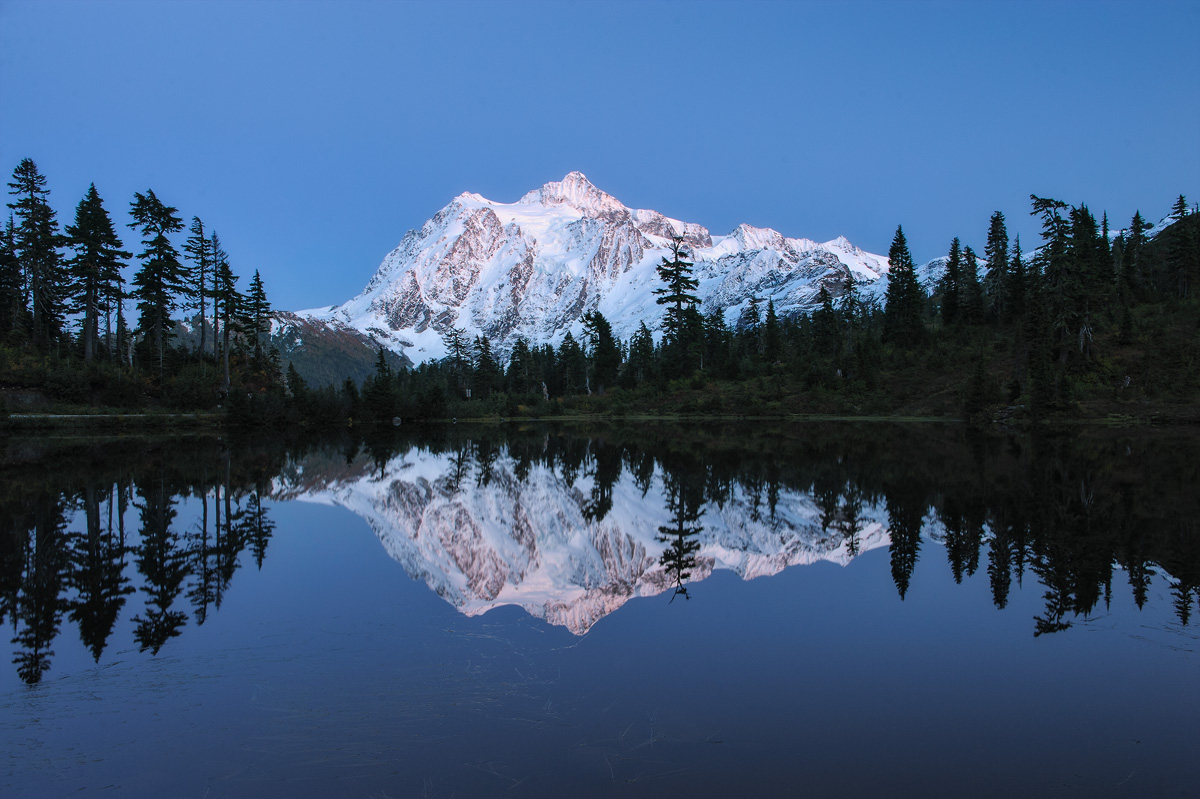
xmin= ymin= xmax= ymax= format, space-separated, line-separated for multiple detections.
xmin=272 ymin=447 xmax=890 ymax=634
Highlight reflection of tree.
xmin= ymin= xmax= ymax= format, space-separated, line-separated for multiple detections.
xmin=582 ymin=440 xmax=622 ymax=522
xmin=941 ymin=497 xmax=983 ymax=584
xmin=67 ymin=484 xmax=133 ymax=662
xmin=12 ymin=495 xmax=70 ymax=684
xmin=885 ymin=482 xmax=926 ymax=600
xmin=834 ymin=484 xmax=864 ymax=559
xmin=132 ymin=472 xmax=190 ymax=654
xmin=656 ymin=468 xmax=705 ymax=601
xmin=474 ymin=439 xmax=498 ymax=487
xmin=246 ymin=486 xmax=275 ymax=570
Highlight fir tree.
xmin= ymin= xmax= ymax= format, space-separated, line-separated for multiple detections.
xmin=1007 ymin=236 xmax=1026 ymax=322
xmin=883 ymin=225 xmax=924 ymax=346
xmin=1171 ymin=194 xmax=1189 ymax=222
xmin=961 ymin=245 xmax=983 ymax=323
xmin=558 ymin=331 xmax=587 ymax=395
xmin=983 ymin=211 xmax=1009 ymax=319
xmin=506 ymin=335 xmax=536 ymax=395
xmin=183 ymin=217 xmax=212 ymax=357
xmin=0 ymin=215 xmax=22 ymax=335
xmin=210 ymin=231 xmax=239 ymax=393
xmin=941 ymin=237 xmax=962 ymax=325
xmin=653 ymin=235 xmax=699 ymax=353
xmin=64 ymin=184 xmax=129 ymax=361
xmin=240 ymin=269 xmax=271 ymax=363
xmin=472 ymin=335 xmax=502 ymax=398
xmin=763 ymin=299 xmax=781 ymax=364
xmin=128 ymin=189 xmax=186 ymax=375
xmin=7 ymin=158 xmax=65 ymax=348
xmin=625 ymin=322 xmax=655 ymax=387
xmin=582 ymin=309 xmax=621 ymax=394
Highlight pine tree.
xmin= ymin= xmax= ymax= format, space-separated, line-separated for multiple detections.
xmin=1030 ymin=195 xmax=1072 ymax=367
xmin=941 ymin=237 xmax=962 ymax=325
xmin=506 ymin=335 xmax=536 ymax=396
xmin=210 ymin=231 xmax=239 ymax=393
xmin=813 ymin=285 xmax=840 ymax=362
xmin=763 ymin=299 xmax=781 ymax=364
xmin=127 ymin=189 xmax=186 ymax=375
xmin=1171 ymin=194 xmax=1189 ymax=222
xmin=0 ymin=215 xmax=22 ymax=335
xmin=582 ymin=310 xmax=621 ymax=394
xmin=653 ymin=235 xmax=699 ymax=353
xmin=983 ymin=211 xmax=1009 ymax=319
xmin=472 ymin=335 xmax=502 ymax=398
xmin=1007 ymin=236 xmax=1026 ymax=322
xmin=883 ymin=225 xmax=924 ymax=346
xmin=557 ymin=331 xmax=587 ymax=395
xmin=7 ymin=158 xmax=66 ymax=348
xmin=64 ymin=184 xmax=129 ymax=361
xmin=625 ymin=322 xmax=655 ymax=387
xmin=961 ymin=245 xmax=983 ymax=323
xmin=240 ymin=269 xmax=271 ymax=363
xmin=183 ymin=217 xmax=212 ymax=358
xmin=1122 ymin=211 xmax=1149 ymax=296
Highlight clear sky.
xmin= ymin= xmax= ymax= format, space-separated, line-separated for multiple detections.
xmin=2 ymin=0 xmax=1197 ymax=312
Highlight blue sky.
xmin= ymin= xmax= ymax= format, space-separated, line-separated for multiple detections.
xmin=2 ymin=0 xmax=1197 ymax=311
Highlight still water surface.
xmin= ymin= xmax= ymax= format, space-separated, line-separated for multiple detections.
xmin=2 ymin=423 xmax=1197 ymax=797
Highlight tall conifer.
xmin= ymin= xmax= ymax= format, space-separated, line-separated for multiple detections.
xmin=7 ymin=158 xmax=65 ymax=348
xmin=64 ymin=184 xmax=129 ymax=361
xmin=128 ymin=189 xmax=186 ymax=375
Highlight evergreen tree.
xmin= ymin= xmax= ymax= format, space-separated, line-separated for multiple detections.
xmin=128 ymin=189 xmax=186 ymax=375
xmin=557 ymin=331 xmax=587 ymax=395
xmin=182 ymin=217 xmax=212 ymax=357
xmin=883 ymin=225 xmax=924 ymax=346
xmin=7 ymin=158 xmax=65 ymax=348
xmin=472 ymin=335 xmax=502 ymax=398
xmin=582 ymin=310 xmax=621 ymax=394
xmin=1171 ymin=194 xmax=1189 ymax=222
xmin=0 ymin=215 xmax=22 ymax=335
xmin=1030 ymin=195 xmax=1073 ymax=367
xmin=940 ymin=237 xmax=962 ymax=325
xmin=1122 ymin=211 xmax=1149 ymax=296
xmin=813 ymin=285 xmax=840 ymax=358
xmin=240 ymin=269 xmax=271 ymax=363
xmin=961 ymin=245 xmax=983 ymax=323
xmin=64 ymin=184 xmax=129 ymax=361
xmin=506 ymin=335 xmax=536 ymax=395
xmin=624 ymin=321 xmax=655 ymax=387
xmin=210 ymin=231 xmax=239 ymax=393
xmin=1007 ymin=235 xmax=1026 ymax=322
xmin=653 ymin=235 xmax=699 ymax=361
xmin=763 ymin=299 xmax=782 ymax=364
xmin=983 ymin=211 xmax=1009 ymax=318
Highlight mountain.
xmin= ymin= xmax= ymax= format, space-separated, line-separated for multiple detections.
xmin=277 ymin=172 xmax=894 ymax=371
xmin=270 ymin=441 xmax=893 ymax=634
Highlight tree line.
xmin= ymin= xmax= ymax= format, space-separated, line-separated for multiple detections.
xmin=1 ymin=158 xmax=277 ymax=409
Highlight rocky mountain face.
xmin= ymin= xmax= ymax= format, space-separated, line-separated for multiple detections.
xmin=270 ymin=442 xmax=892 ymax=634
xmin=278 ymin=172 xmax=896 ymax=369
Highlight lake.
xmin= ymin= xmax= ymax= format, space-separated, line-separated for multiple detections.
xmin=2 ymin=422 xmax=1197 ymax=798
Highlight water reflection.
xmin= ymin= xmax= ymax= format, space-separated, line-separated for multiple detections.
xmin=2 ymin=424 xmax=1198 ymax=684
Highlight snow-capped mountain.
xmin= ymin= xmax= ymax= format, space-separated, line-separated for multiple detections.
xmin=271 ymin=443 xmax=892 ymax=634
xmin=285 ymin=172 xmax=894 ymax=363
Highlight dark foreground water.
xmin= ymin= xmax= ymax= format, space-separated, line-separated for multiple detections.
xmin=1 ymin=423 xmax=1197 ymax=798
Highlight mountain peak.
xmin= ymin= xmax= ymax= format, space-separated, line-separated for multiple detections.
xmin=518 ymin=171 xmax=626 ymax=216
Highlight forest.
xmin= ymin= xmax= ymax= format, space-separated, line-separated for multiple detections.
xmin=2 ymin=156 xmax=1197 ymax=427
